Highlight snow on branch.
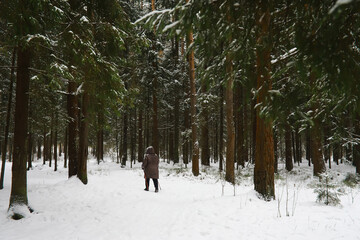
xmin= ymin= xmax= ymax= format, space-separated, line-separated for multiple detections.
xmin=134 ymin=9 xmax=173 ymax=25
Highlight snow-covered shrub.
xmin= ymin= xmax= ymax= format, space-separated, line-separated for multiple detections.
xmin=343 ymin=173 xmax=360 ymax=188
xmin=314 ymin=172 xmax=341 ymax=206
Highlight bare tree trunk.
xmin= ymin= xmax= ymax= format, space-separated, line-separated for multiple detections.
xmin=311 ymin=118 xmax=326 ymax=176
xmin=295 ymin=128 xmax=301 ymax=164
xmin=200 ymin=81 xmax=210 ymax=166
xmin=43 ymin=129 xmax=46 ymax=165
xmin=244 ymin=92 xmax=249 ymax=163
xmin=251 ymin=98 xmax=257 ymax=164
xmin=131 ymin=109 xmax=136 ymax=167
xmin=151 ymin=0 xmax=159 ymax=155
xmin=37 ymin=139 xmax=41 ymax=160
xmin=185 ymin=5 xmax=199 ymax=176
xmin=77 ymin=88 xmax=89 ymax=184
xmin=54 ymin=112 xmax=58 ymax=171
xmin=9 ymin=45 xmax=31 ymax=216
xmin=309 ymin=71 xmax=326 ymax=176
xmin=0 ymin=48 xmax=16 ymax=190
xmin=67 ymin=81 xmax=78 ymax=177
xmin=235 ymin=82 xmax=245 ymax=169
xmin=183 ymin=92 xmax=190 ymax=167
xmin=64 ymin=127 xmax=68 ymax=168
xmin=306 ymin=128 xmax=311 ymax=166
xmin=49 ymin=115 xmax=53 ymax=168
xmin=121 ymin=111 xmax=128 ymax=167
xmin=225 ymin=9 xmax=235 ymax=183
xmin=285 ymin=123 xmax=293 ymax=171
xmin=273 ymin=127 xmax=278 ymax=173
xmin=354 ymin=115 xmax=360 ymax=174
xmin=138 ymin=109 xmax=144 ymax=162
xmin=254 ymin=0 xmax=275 ymax=199
xmin=27 ymin=98 xmax=33 ymax=170
xmin=219 ymin=85 xmax=224 ymax=171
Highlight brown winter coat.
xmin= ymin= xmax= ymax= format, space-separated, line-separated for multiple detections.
xmin=142 ymin=147 xmax=159 ymax=179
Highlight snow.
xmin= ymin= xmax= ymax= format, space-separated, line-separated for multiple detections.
xmin=0 ymin=157 xmax=359 ymax=240
xmin=329 ymin=0 xmax=354 ymax=14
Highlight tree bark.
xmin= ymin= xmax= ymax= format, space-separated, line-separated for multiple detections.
xmin=54 ymin=112 xmax=58 ymax=171
xmin=306 ymin=127 xmax=311 ymax=166
xmin=254 ymin=0 xmax=275 ymax=199
xmin=0 ymin=48 xmax=16 ymax=190
xmin=121 ymin=111 xmax=128 ymax=167
xmin=295 ymin=128 xmax=301 ymax=164
xmin=77 ymin=88 xmax=89 ymax=184
xmin=67 ymin=81 xmax=78 ymax=177
xmin=273 ymin=127 xmax=278 ymax=173
xmin=37 ymin=138 xmax=41 ymax=160
xmin=225 ymin=9 xmax=235 ymax=183
xmin=200 ymin=82 xmax=210 ymax=166
xmin=186 ymin=7 xmax=199 ymax=176
xmin=235 ymin=82 xmax=245 ymax=169
xmin=9 ymin=45 xmax=31 ymax=214
xmin=309 ymin=72 xmax=326 ymax=176
xmin=138 ymin=109 xmax=144 ymax=162
xmin=354 ymin=115 xmax=360 ymax=174
xmin=27 ymin=99 xmax=33 ymax=170
xmin=151 ymin=0 xmax=159 ymax=155
xmin=219 ymin=85 xmax=224 ymax=171
xmin=285 ymin=123 xmax=293 ymax=171
xmin=64 ymin=127 xmax=68 ymax=168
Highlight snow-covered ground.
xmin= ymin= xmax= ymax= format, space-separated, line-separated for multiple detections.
xmin=0 ymin=157 xmax=359 ymax=240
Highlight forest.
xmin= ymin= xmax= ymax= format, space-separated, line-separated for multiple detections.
xmin=0 ymin=0 xmax=360 ymax=222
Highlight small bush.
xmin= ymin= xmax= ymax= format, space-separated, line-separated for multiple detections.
xmin=343 ymin=173 xmax=360 ymax=188
xmin=314 ymin=172 xmax=341 ymax=206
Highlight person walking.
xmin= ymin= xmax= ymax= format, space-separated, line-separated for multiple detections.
xmin=142 ymin=146 xmax=159 ymax=192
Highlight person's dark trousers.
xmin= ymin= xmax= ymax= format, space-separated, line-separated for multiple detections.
xmin=146 ymin=178 xmax=159 ymax=190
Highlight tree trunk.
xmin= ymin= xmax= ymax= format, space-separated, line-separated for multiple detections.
xmin=97 ymin=110 xmax=104 ymax=164
xmin=151 ymin=0 xmax=159 ymax=155
xmin=306 ymin=127 xmax=311 ymax=166
xmin=67 ymin=81 xmax=78 ymax=177
xmin=200 ymin=81 xmax=210 ymax=166
xmin=333 ymin=142 xmax=340 ymax=166
xmin=254 ymin=0 xmax=275 ymax=199
xmin=43 ymin=129 xmax=47 ymax=165
xmin=219 ymin=85 xmax=224 ymax=171
xmin=295 ymin=128 xmax=301 ymax=164
xmin=244 ymin=92 xmax=249 ymax=163
xmin=49 ymin=116 xmax=53 ymax=168
xmin=54 ymin=112 xmax=58 ymax=171
xmin=27 ymin=99 xmax=33 ymax=170
xmin=285 ymin=123 xmax=293 ymax=171
xmin=186 ymin=9 xmax=199 ymax=176
xmin=292 ymin=131 xmax=297 ymax=164
xmin=225 ymin=10 xmax=235 ymax=183
xmin=37 ymin=139 xmax=41 ymax=160
xmin=354 ymin=115 xmax=360 ymax=174
xmin=183 ymin=98 xmax=190 ymax=167
xmin=121 ymin=111 xmax=128 ymax=167
xmin=0 ymin=47 xmax=16 ymax=190
xmin=77 ymin=88 xmax=89 ymax=184
xmin=174 ymin=79 xmax=180 ymax=164
xmin=9 ymin=46 xmax=31 ymax=216
xmin=309 ymin=72 xmax=326 ymax=176
xmin=138 ymin=109 xmax=144 ymax=162
xmin=235 ymin=82 xmax=245 ymax=168
xmin=251 ymin=98 xmax=257 ymax=164
xmin=311 ymin=118 xmax=326 ymax=176
xmin=273 ymin=127 xmax=278 ymax=173
xmin=64 ymin=127 xmax=68 ymax=168
xmin=131 ymin=110 xmax=136 ymax=167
